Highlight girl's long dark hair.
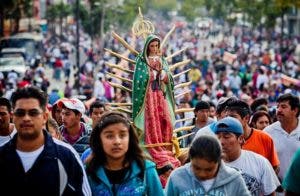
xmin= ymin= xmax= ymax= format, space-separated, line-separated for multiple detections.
xmin=86 ymin=111 xmax=146 ymax=181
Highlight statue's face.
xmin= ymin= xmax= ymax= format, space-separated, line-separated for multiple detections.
xmin=148 ymin=41 xmax=159 ymax=56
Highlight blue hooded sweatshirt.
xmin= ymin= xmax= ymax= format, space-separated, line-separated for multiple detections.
xmin=88 ymin=159 xmax=164 ymax=196
xmin=165 ymin=161 xmax=250 ymax=196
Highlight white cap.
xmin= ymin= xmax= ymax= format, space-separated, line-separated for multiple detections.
xmin=57 ymin=98 xmax=86 ymax=114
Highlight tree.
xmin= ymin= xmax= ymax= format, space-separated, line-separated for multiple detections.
xmin=235 ymin=0 xmax=263 ymax=28
xmin=261 ymin=0 xmax=281 ymax=30
xmin=179 ymin=0 xmax=204 ymax=22
xmin=74 ymin=0 xmax=177 ymax=39
xmin=88 ymin=0 xmax=122 ymax=38
xmin=22 ymin=0 xmax=34 ymax=31
xmin=45 ymin=4 xmax=57 ymax=33
xmin=6 ymin=0 xmax=34 ymax=34
xmin=274 ymin=0 xmax=300 ymax=35
xmin=234 ymin=0 xmax=300 ymax=32
xmin=0 ymin=0 xmax=17 ymax=36
xmin=57 ymin=3 xmax=72 ymax=38
xmin=202 ymin=0 xmax=237 ymax=22
xmin=78 ymin=0 xmax=135 ymax=38
xmin=275 ymin=0 xmax=300 ymax=8
xmin=149 ymin=0 xmax=177 ymax=19
xmin=46 ymin=2 xmax=72 ymax=37
xmin=113 ymin=0 xmax=138 ymax=32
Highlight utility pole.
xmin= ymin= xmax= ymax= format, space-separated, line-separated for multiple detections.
xmin=75 ymin=0 xmax=80 ymax=91
xmin=100 ymin=0 xmax=105 ymax=40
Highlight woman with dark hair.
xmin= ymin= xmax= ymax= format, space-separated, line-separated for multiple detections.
xmin=85 ymin=111 xmax=163 ymax=195
xmin=250 ymin=110 xmax=272 ymax=130
xmin=165 ymin=133 xmax=250 ymax=195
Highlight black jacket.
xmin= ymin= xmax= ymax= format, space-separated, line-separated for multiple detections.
xmin=0 ymin=130 xmax=91 ymax=196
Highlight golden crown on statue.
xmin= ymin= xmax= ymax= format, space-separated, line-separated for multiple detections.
xmin=132 ymin=7 xmax=155 ymax=39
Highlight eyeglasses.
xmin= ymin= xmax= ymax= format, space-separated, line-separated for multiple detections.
xmin=13 ymin=109 xmax=43 ymax=117
xmin=0 ymin=112 xmax=9 ymax=116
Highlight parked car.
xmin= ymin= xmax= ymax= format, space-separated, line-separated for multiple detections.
xmin=0 ymin=56 xmax=27 ymax=77
xmin=0 ymin=47 xmax=26 ymax=59
xmin=0 ymin=32 xmax=44 ymax=67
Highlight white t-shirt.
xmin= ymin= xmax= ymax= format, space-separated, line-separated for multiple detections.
xmin=0 ymin=127 xmax=17 ymax=147
xmin=256 ymin=74 xmax=269 ymax=89
xmin=264 ymin=121 xmax=300 ymax=180
xmin=16 ymin=145 xmax=44 ymax=172
xmin=94 ymin=80 xmax=105 ymax=98
xmin=201 ymin=178 xmax=215 ymax=192
xmin=0 ymin=71 xmax=4 ymax=80
xmin=229 ymin=75 xmax=242 ymax=90
xmin=225 ymin=150 xmax=280 ymax=196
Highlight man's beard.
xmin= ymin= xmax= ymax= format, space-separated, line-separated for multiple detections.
xmin=18 ymin=130 xmax=41 ymax=141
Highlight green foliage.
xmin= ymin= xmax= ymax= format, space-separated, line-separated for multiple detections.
xmin=9 ymin=0 xmax=33 ymax=33
xmin=180 ymin=0 xmax=300 ymax=30
xmin=179 ymin=0 xmax=204 ymax=21
xmin=22 ymin=0 xmax=34 ymax=18
xmin=235 ymin=0 xmax=263 ymax=27
xmin=150 ymin=0 xmax=177 ymax=17
xmin=261 ymin=0 xmax=280 ymax=28
xmin=44 ymin=0 xmax=300 ymax=37
xmin=151 ymin=0 xmax=177 ymax=9
xmin=77 ymin=3 xmax=89 ymax=21
xmin=110 ymin=0 xmax=137 ymax=32
xmin=82 ymin=0 xmax=138 ymax=36
xmin=0 ymin=0 xmax=17 ymax=15
xmin=211 ymin=3 xmax=227 ymax=20
xmin=233 ymin=0 xmax=300 ymax=29
xmin=203 ymin=0 xmax=214 ymax=11
xmin=46 ymin=2 xmax=72 ymax=20
xmin=0 ymin=0 xmax=17 ymax=36
xmin=203 ymin=0 xmax=236 ymax=20
xmin=46 ymin=5 xmax=57 ymax=22
xmin=73 ymin=3 xmax=89 ymax=35
xmin=275 ymin=0 xmax=300 ymax=9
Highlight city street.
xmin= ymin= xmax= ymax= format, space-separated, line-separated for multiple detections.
xmin=0 ymin=1 xmax=300 ymax=195
xmin=45 ymin=45 xmax=87 ymax=95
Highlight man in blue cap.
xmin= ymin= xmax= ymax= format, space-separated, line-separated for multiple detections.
xmin=215 ymin=117 xmax=280 ymax=196
xmin=225 ymin=99 xmax=279 ymax=173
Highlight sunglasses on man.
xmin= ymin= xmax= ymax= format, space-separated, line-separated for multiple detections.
xmin=13 ymin=109 xmax=43 ymax=117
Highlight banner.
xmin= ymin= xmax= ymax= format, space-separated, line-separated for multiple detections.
xmin=223 ymin=51 xmax=237 ymax=65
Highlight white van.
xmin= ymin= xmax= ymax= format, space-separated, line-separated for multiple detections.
xmin=0 ymin=56 xmax=27 ymax=76
xmin=0 ymin=32 xmax=43 ymax=67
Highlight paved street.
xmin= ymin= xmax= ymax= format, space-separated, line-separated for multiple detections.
xmin=45 ymin=46 xmax=87 ymax=95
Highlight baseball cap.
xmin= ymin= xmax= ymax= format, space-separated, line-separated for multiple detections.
xmin=57 ymin=98 xmax=86 ymax=114
xmin=214 ymin=117 xmax=243 ymax=135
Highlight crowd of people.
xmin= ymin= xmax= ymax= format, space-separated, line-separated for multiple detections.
xmin=0 ymin=15 xmax=300 ymax=195
xmin=0 ymin=85 xmax=299 ymax=195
